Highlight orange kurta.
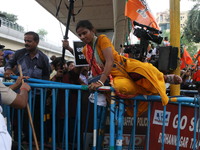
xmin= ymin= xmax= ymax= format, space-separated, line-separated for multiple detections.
xmin=82 ymin=35 xmax=168 ymax=116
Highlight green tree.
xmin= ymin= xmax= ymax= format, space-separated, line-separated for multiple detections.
xmin=37 ymin=29 xmax=48 ymax=40
xmin=183 ymin=3 xmax=200 ymax=43
xmin=181 ymin=35 xmax=197 ymax=57
xmin=161 ymin=30 xmax=170 ymax=40
xmin=0 ymin=11 xmax=24 ymax=32
xmin=0 ymin=11 xmax=18 ymax=23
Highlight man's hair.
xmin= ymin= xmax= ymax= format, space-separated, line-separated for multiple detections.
xmin=50 ymin=55 xmax=56 ymax=61
xmin=76 ymin=20 xmax=94 ymax=32
xmin=51 ymin=57 xmax=66 ymax=68
xmin=67 ymin=61 xmax=74 ymax=66
xmin=164 ymin=37 xmax=168 ymax=41
xmin=24 ymin=31 xmax=39 ymax=42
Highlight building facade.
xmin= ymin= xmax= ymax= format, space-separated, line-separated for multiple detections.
xmin=0 ymin=17 xmax=74 ymax=62
xmin=156 ymin=10 xmax=189 ymax=31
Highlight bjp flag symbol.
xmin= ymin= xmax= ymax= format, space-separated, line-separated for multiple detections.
xmin=125 ymin=0 xmax=160 ymax=30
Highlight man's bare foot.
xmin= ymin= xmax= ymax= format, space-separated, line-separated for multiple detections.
xmin=164 ymin=74 xmax=182 ymax=84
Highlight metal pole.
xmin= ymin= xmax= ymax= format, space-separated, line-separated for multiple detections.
xmin=170 ymin=0 xmax=181 ymax=96
xmin=62 ymin=0 xmax=74 ymax=63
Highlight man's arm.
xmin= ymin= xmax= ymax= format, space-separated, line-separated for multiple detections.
xmin=0 ymin=77 xmax=31 ymax=109
xmin=10 ymin=82 xmax=31 ymax=108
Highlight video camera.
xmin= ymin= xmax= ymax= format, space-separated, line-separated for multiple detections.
xmin=131 ymin=21 xmax=163 ymax=61
xmin=133 ymin=21 xmax=163 ymax=44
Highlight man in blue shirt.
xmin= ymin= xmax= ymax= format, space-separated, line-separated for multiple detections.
xmin=4 ymin=31 xmax=50 ymax=80
xmin=4 ymin=31 xmax=51 ymax=143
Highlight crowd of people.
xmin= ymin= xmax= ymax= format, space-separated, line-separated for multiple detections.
xmin=1 ymin=20 xmax=199 ymax=149
xmin=0 ymin=31 xmax=91 ymax=149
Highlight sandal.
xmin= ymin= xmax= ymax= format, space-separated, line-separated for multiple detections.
xmin=165 ymin=74 xmax=182 ymax=84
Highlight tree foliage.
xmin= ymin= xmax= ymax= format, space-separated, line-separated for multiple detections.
xmin=181 ymin=35 xmax=197 ymax=57
xmin=0 ymin=11 xmax=18 ymax=23
xmin=183 ymin=3 xmax=200 ymax=43
xmin=0 ymin=11 xmax=24 ymax=32
xmin=37 ymin=29 xmax=48 ymax=40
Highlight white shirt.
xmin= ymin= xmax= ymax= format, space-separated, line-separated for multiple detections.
xmin=0 ymin=82 xmax=17 ymax=105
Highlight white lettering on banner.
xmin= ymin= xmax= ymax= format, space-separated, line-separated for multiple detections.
xmin=123 ymin=117 xmax=148 ymax=127
xmin=123 ymin=136 xmax=130 ymax=145
xmin=123 ymin=117 xmax=133 ymax=126
xmin=153 ymin=110 xmax=171 ymax=126
xmin=158 ymin=133 xmax=189 ymax=148
xmin=190 ymin=138 xmax=200 ymax=149
xmin=189 ymin=118 xmax=200 ymax=132
xmin=135 ymin=136 xmax=143 ymax=145
xmin=103 ymin=134 xmax=145 ymax=146
xmin=137 ymin=117 xmax=148 ymax=127
xmin=189 ymin=118 xmax=195 ymax=132
xmin=76 ymin=47 xmax=83 ymax=52
xmin=116 ymin=140 xmax=122 ymax=146
xmin=78 ymin=54 xmax=86 ymax=59
xmin=104 ymin=136 xmax=109 ymax=145
xmin=172 ymin=115 xmax=187 ymax=130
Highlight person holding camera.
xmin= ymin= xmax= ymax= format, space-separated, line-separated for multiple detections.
xmin=63 ymin=20 xmax=182 ymax=116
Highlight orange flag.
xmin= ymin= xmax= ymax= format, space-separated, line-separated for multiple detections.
xmin=125 ymin=0 xmax=160 ymax=30
xmin=180 ymin=48 xmax=193 ymax=69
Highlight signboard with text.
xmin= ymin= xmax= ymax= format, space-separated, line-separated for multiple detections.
xmin=149 ymin=102 xmax=198 ymax=150
xmin=73 ymin=41 xmax=88 ymax=66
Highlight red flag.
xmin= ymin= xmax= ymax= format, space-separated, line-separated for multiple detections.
xmin=180 ymin=48 xmax=193 ymax=69
xmin=125 ymin=0 xmax=160 ymax=30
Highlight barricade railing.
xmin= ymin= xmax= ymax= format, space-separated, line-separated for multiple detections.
xmin=0 ymin=74 xmax=199 ymax=150
xmin=109 ymin=94 xmax=199 ymax=150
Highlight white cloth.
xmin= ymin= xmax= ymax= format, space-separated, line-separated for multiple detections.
xmin=0 ymin=110 xmax=12 ymax=150
xmin=89 ymin=93 xmax=107 ymax=107
xmin=151 ymin=48 xmax=157 ymax=55
xmin=79 ymin=74 xmax=88 ymax=85
xmin=0 ymin=80 xmax=17 ymax=149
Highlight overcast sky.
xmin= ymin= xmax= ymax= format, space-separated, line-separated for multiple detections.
xmin=0 ymin=0 xmax=196 ymax=47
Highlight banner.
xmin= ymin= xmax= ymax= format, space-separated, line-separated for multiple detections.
xmin=73 ymin=41 xmax=88 ymax=66
xmin=149 ymin=102 xmax=199 ymax=150
xmin=84 ymin=111 xmax=148 ymax=149
xmin=125 ymin=0 xmax=159 ymax=30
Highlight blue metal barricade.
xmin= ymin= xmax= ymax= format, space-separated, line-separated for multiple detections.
xmin=1 ymin=74 xmax=199 ymax=150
